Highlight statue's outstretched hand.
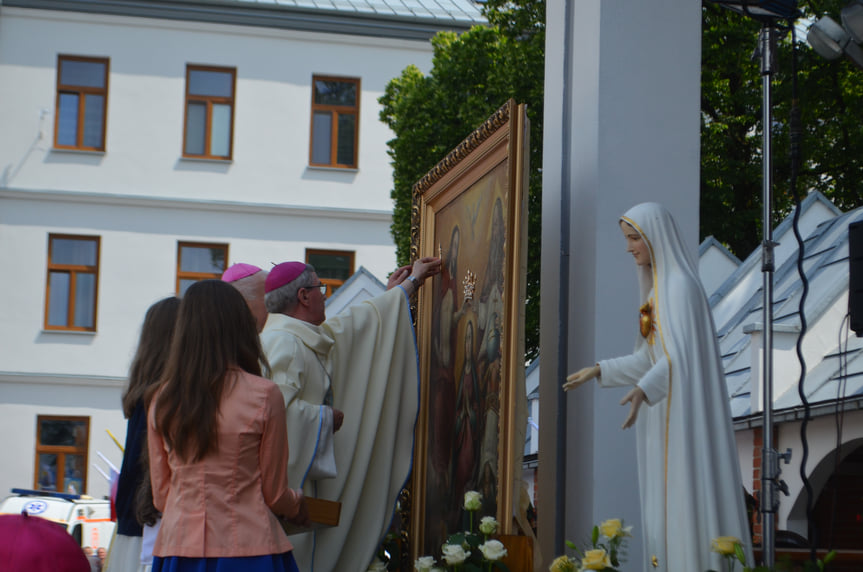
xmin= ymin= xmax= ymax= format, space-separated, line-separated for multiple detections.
xmin=620 ymin=387 xmax=646 ymax=429
xmin=563 ymin=365 xmax=600 ymax=391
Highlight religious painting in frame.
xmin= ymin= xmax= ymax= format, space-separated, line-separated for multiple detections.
xmin=410 ymin=99 xmax=529 ymax=559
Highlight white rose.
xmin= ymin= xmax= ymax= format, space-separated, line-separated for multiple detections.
xmin=479 ymin=539 xmax=508 ymax=561
xmin=442 ymin=543 xmax=470 ymax=565
xmin=464 ymin=490 xmax=482 ymax=511
xmin=479 ymin=516 xmax=500 ymax=535
xmin=414 ymin=556 xmax=437 ymax=571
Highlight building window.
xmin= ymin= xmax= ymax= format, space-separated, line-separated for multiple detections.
xmin=177 ymin=242 xmax=228 ymax=295
xmin=45 ymin=235 xmax=100 ymax=331
xmin=183 ymin=65 xmax=236 ymax=160
xmin=306 ymin=249 xmax=354 ymax=296
xmin=55 ymin=55 xmax=109 ymax=151
xmin=309 ymin=76 xmax=360 ymax=168
xmin=34 ymin=416 xmax=89 ymax=494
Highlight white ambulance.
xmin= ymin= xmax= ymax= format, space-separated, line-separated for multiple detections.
xmin=0 ymin=488 xmax=115 ymax=552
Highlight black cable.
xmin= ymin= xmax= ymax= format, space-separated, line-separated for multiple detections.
xmin=827 ymin=313 xmax=851 ymax=550
xmin=835 ymin=314 xmax=850 ymax=452
xmin=788 ymin=23 xmax=817 ymax=565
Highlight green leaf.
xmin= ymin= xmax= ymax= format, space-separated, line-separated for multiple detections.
xmin=565 ymin=540 xmax=577 ymax=551
xmin=735 ymin=542 xmax=746 ymax=565
xmin=591 ymin=525 xmax=599 ymax=546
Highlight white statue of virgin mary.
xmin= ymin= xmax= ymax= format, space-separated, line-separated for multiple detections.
xmin=565 ymin=202 xmax=753 ymax=571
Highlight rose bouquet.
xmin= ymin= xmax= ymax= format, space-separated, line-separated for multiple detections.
xmin=414 ymin=491 xmax=510 ymax=572
xmin=706 ymin=536 xmax=836 ymax=572
xmin=550 ymin=518 xmax=632 ymax=572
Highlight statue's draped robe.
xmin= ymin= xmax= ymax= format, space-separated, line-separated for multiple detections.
xmin=598 ymin=203 xmax=752 ymax=572
xmin=261 ymin=286 xmax=419 ymax=572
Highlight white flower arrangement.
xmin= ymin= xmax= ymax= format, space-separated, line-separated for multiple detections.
xmin=415 ymin=491 xmax=510 ymax=572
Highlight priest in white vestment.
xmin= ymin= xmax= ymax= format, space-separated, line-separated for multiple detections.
xmin=221 ymin=263 xmax=269 ymax=333
xmin=260 ymin=258 xmax=440 ymax=572
xmin=564 ymin=203 xmax=753 ymax=571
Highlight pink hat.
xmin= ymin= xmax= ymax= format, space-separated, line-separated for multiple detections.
xmin=222 ymin=263 xmax=262 ymax=283
xmin=265 ymin=261 xmax=306 ymax=293
xmin=0 ymin=512 xmax=91 ymax=572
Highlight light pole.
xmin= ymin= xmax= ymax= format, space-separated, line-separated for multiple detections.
xmin=707 ymin=0 xmax=799 ymax=567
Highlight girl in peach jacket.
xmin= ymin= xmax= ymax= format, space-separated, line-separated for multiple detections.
xmin=148 ymin=280 xmax=308 ymax=572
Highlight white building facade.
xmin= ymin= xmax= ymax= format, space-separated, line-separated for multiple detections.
xmin=0 ymin=0 xmax=483 ymax=500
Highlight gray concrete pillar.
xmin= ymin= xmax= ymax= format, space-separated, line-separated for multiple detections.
xmin=539 ymin=1 xmax=702 ymax=569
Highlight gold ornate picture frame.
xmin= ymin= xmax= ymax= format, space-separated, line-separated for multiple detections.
xmin=410 ymin=100 xmax=529 ymax=559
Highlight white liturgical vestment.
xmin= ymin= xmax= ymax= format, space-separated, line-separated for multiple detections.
xmin=598 ymin=203 xmax=752 ymax=572
xmin=260 ymin=286 xmax=418 ymax=572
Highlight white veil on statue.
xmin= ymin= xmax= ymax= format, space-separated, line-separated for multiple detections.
xmin=617 ymin=202 xmax=753 ymax=571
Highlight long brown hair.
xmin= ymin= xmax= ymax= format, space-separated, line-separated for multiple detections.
xmin=122 ymin=297 xmax=180 ymax=418
xmin=153 ymin=279 xmax=265 ymax=462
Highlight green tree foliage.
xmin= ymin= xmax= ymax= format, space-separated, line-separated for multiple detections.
xmin=379 ymin=0 xmax=544 ymax=361
xmin=778 ymin=1 xmax=863 ymax=210
xmin=701 ymin=5 xmax=764 ymax=256
xmin=383 ymin=0 xmax=863 ymax=361
xmin=702 ymin=1 xmax=863 ymax=257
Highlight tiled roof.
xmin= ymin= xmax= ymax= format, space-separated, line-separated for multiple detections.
xmin=187 ymin=0 xmax=484 ymax=24
xmin=5 ymin=0 xmax=486 ymax=40
xmin=232 ymin=0 xmax=485 ymax=24
xmin=709 ymin=192 xmax=863 ymax=418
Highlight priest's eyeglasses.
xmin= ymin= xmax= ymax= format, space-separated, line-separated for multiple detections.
xmin=302 ymin=283 xmax=327 ymax=296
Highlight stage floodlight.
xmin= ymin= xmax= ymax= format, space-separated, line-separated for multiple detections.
xmin=841 ymin=0 xmax=863 ymax=43
xmin=807 ymin=16 xmax=849 ymax=60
